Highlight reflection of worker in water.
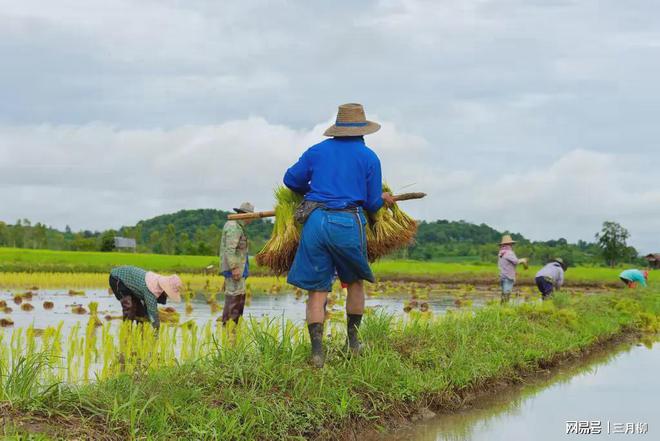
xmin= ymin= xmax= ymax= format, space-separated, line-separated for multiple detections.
xmin=109 ymin=266 xmax=182 ymax=329
xmin=619 ymin=269 xmax=648 ymax=288
xmin=497 ymin=235 xmax=528 ymax=303
xmin=534 ymin=258 xmax=567 ymax=300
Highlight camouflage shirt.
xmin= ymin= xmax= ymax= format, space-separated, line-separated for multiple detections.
xmin=220 ymin=220 xmax=248 ymax=274
xmin=110 ymin=265 xmax=160 ymax=328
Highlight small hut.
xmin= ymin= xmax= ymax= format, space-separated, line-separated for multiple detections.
xmin=114 ymin=237 xmax=137 ymax=252
xmin=644 ymin=253 xmax=660 ymax=269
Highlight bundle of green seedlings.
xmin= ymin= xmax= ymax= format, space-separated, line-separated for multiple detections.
xmin=365 ymin=184 xmax=417 ymax=262
xmin=256 ymin=184 xmax=417 ymax=274
xmin=256 ymin=187 xmax=304 ymax=274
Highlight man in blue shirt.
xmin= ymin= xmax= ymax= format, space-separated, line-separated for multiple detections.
xmin=284 ymin=103 xmax=394 ymax=368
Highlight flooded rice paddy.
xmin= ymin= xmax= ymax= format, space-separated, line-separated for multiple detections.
xmin=378 ymin=339 xmax=659 ymax=441
xmin=0 ymin=280 xmax=616 ymax=385
xmin=0 ymin=284 xmax=519 ymax=332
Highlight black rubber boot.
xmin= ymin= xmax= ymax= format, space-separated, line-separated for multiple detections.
xmin=307 ymin=323 xmax=325 ymax=368
xmin=347 ymin=314 xmax=363 ymax=355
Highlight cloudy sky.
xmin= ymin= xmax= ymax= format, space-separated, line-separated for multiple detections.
xmin=1 ymin=0 xmax=659 ymax=252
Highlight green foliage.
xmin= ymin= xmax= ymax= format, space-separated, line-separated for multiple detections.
xmin=130 ymin=209 xmax=272 ymax=255
xmin=98 ymin=231 xmax=116 ymax=252
xmin=595 ymin=221 xmax=637 ymax=267
xmin=0 ymin=213 xmax=643 ymax=266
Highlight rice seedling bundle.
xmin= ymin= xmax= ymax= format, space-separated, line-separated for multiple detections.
xmin=365 ymin=184 xmax=417 ymax=262
xmin=256 ymin=187 xmax=303 ymax=274
xmin=256 ymin=184 xmax=417 ymax=274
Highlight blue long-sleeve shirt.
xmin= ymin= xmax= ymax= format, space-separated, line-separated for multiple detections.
xmin=283 ymin=137 xmax=384 ymax=213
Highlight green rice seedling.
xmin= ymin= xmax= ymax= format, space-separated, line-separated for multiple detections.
xmin=42 ymin=301 xmax=54 ymax=310
xmin=20 ymin=303 xmax=34 ymax=312
xmin=0 ymin=300 xmax=5 ymax=309
xmin=88 ymin=301 xmax=103 ymax=327
xmin=256 ymin=186 xmax=304 ymax=274
xmin=68 ymin=289 xmax=85 ymax=296
xmin=0 ymin=318 xmax=14 ymax=327
xmin=158 ymin=306 xmax=180 ymax=323
xmin=183 ymin=289 xmax=194 ymax=314
xmin=366 ymin=184 xmax=417 ymax=261
xmin=22 ymin=291 xmax=34 ymax=301
xmin=3 ymin=307 xmax=12 ymax=314
xmin=12 ymin=294 xmax=22 ymax=305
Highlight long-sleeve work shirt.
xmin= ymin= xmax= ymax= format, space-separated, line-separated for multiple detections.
xmin=536 ymin=262 xmax=565 ymax=289
xmin=283 ymin=137 xmax=384 ymax=213
xmin=498 ymin=249 xmax=520 ymax=280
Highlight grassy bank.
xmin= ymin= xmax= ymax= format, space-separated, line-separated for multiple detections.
xmin=0 ymin=247 xmax=630 ymax=286
xmin=0 ymin=247 xmax=218 ymax=274
xmin=2 ymin=288 xmax=659 ymax=440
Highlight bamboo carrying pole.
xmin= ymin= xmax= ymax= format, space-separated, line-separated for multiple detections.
xmin=227 ymin=192 xmax=426 ymax=220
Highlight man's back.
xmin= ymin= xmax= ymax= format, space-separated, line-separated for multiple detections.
xmin=284 ymin=137 xmax=383 ymax=212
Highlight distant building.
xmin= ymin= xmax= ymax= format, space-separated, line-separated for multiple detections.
xmin=114 ymin=237 xmax=137 ymax=252
xmin=644 ymin=253 xmax=660 ymax=269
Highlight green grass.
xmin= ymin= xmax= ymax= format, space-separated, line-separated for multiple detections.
xmin=2 ymin=287 xmax=659 ymax=440
xmin=371 ymin=259 xmax=627 ymax=284
xmin=0 ymin=247 xmax=634 ymax=286
xmin=0 ymin=247 xmax=218 ymax=273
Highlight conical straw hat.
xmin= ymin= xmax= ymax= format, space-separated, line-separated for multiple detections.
xmin=323 ymin=103 xmax=381 ymax=137
xmin=500 ymin=234 xmax=516 ymax=245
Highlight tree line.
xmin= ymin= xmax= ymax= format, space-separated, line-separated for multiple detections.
xmin=0 ymin=212 xmax=643 ymax=267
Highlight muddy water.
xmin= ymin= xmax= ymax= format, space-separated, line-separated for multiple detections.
xmin=0 ymin=288 xmax=505 ymax=332
xmin=380 ymin=340 xmax=659 ymax=441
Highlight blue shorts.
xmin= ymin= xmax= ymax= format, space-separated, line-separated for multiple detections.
xmin=287 ymin=208 xmax=374 ymax=292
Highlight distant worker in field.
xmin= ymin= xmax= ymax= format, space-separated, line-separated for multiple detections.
xmin=283 ymin=103 xmax=395 ymax=368
xmin=619 ymin=269 xmax=648 ymax=288
xmin=220 ymin=202 xmax=254 ymax=326
xmin=534 ymin=258 xmax=567 ymax=300
xmin=497 ymin=235 xmax=528 ymax=303
xmin=109 ymin=265 xmax=183 ymax=329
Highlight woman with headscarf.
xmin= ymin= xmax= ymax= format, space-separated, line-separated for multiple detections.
xmin=497 ymin=235 xmax=528 ymax=303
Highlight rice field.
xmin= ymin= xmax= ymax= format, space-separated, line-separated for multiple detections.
xmin=1 ymin=288 xmax=658 ymax=440
xmin=0 ymin=268 xmax=625 ymax=393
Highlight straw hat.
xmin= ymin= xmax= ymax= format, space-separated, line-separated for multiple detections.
xmin=158 ymin=275 xmax=183 ymax=303
xmin=233 ymin=202 xmax=254 ymax=214
xmin=500 ymin=235 xmax=516 ymax=245
xmin=323 ymin=103 xmax=381 ymax=137
xmin=553 ymin=257 xmax=567 ymax=270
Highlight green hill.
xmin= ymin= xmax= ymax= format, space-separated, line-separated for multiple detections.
xmin=124 ymin=209 xmax=273 ymax=256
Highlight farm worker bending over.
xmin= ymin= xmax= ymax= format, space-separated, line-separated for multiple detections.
xmin=283 ymin=103 xmax=395 ymax=368
xmin=534 ymin=258 xmax=567 ymax=300
xmin=109 ymin=265 xmax=182 ymax=329
xmin=619 ymin=269 xmax=648 ymax=288
xmin=498 ymin=235 xmax=528 ymax=303
xmin=220 ymin=202 xmax=254 ymax=326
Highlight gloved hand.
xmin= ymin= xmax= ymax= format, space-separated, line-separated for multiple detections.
xmin=519 ymin=258 xmax=529 ymax=269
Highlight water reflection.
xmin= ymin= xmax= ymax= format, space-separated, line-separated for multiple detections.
xmin=381 ymin=339 xmax=659 ymax=441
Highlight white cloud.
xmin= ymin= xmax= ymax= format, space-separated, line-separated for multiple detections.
xmin=1 ymin=121 xmax=657 ymax=253
xmin=1 ymin=0 xmax=660 ymax=253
